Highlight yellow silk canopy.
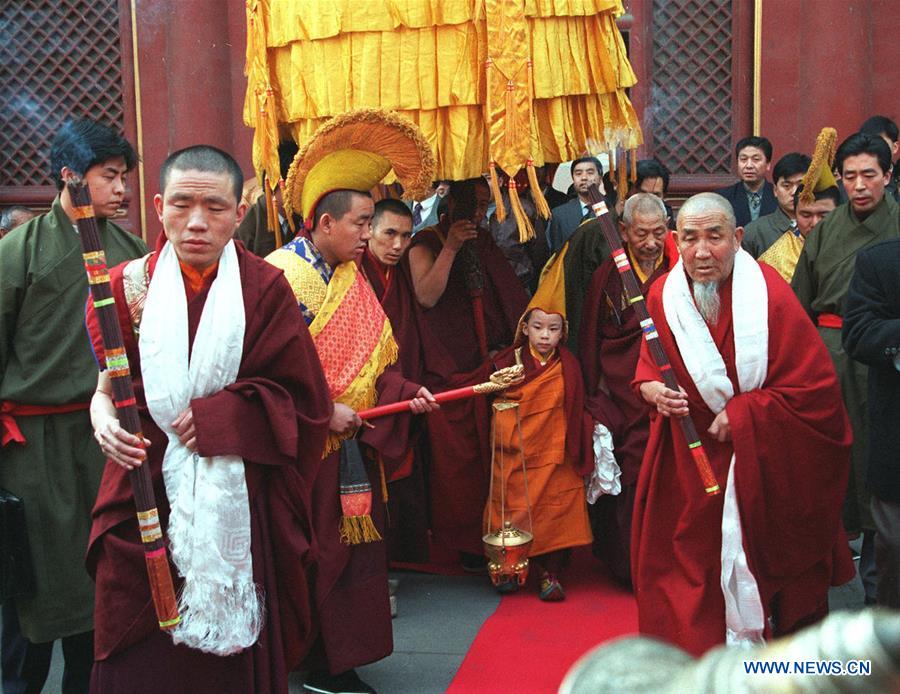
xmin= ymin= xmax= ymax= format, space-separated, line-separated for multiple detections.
xmin=245 ymin=0 xmax=642 ymax=191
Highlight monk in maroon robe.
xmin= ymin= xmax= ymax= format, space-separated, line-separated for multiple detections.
xmin=632 ymin=193 xmax=853 ymax=656
xmin=580 ymin=194 xmax=678 ymax=586
xmin=267 ymin=190 xmax=437 ymax=692
xmin=360 ymin=200 xmax=455 ymax=563
xmin=86 ymin=148 xmax=332 ymax=693
xmin=408 ymin=178 xmax=528 ymax=559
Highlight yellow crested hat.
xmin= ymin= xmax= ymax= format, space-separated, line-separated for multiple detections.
xmin=284 ymin=109 xmax=435 ymax=226
xmin=799 ymin=127 xmax=838 ymax=205
xmin=520 ymin=246 xmax=568 ymax=338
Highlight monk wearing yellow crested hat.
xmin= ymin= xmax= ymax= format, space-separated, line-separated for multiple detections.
xmin=759 ymin=127 xmax=841 ymax=282
xmin=266 ymin=109 xmax=439 ymax=694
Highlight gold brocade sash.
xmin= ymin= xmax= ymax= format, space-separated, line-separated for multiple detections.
xmin=758 ymin=231 xmax=804 ymax=283
xmin=308 ymin=262 xmax=398 ymax=456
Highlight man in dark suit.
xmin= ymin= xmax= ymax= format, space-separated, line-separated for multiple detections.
xmin=547 ymin=156 xmax=604 ymax=253
xmin=843 ymin=237 xmax=900 ymax=608
xmin=715 ymin=136 xmax=778 ymax=227
xmin=407 ymin=181 xmax=444 ymax=234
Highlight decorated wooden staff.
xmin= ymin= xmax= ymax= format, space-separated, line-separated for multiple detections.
xmin=357 ymin=364 xmax=524 ymax=420
xmin=67 ymin=180 xmax=181 ymax=629
xmin=585 ymin=183 xmax=721 ymax=496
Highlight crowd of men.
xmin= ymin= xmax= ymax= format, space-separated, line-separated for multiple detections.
xmin=0 ymin=112 xmax=897 ymax=694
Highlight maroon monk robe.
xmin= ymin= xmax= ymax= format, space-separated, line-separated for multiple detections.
xmin=410 ymin=225 xmax=528 ymax=556
xmin=579 ymin=243 xmax=677 ymax=585
xmin=304 ymin=365 xmax=421 ymax=675
xmin=410 ymin=225 xmax=527 ymax=374
xmin=632 ymin=263 xmax=855 ymax=656
xmin=85 ymin=242 xmax=332 ymax=693
xmin=359 ymin=250 xmax=455 ymax=562
xmin=360 ymin=249 xmax=454 ymax=387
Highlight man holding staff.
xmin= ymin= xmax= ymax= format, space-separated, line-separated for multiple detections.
xmin=632 ymin=193 xmax=853 ymax=655
xmin=0 ymin=119 xmax=147 ymax=693
xmin=86 ymin=145 xmax=332 ymax=693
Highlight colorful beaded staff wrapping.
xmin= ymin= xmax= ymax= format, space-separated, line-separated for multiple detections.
xmin=586 ymin=184 xmax=721 ymax=495
xmin=68 ymin=183 xmax=182 ymax=628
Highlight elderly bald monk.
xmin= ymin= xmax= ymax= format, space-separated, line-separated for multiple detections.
xmin=632 ymin=192 xmax=854 ymax=655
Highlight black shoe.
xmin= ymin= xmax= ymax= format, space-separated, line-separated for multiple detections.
xmin=303 ymin=669 xmax=377 ymax=694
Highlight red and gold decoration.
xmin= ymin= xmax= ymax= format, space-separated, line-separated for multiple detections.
xmin=356 ymin=364 xmax=525 ymax=420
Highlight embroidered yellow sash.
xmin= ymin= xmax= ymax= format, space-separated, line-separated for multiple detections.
xmin=309 ymin=262 xmax=398 ymax=455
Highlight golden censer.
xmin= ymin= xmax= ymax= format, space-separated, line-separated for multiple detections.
xmin=483 ymin=399 xmax=534 ymax=588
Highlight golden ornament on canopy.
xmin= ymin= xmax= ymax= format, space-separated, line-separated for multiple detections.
xmin=244 ymin=0 xmax=642 ymax=241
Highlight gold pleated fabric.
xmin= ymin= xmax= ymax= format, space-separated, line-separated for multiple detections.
xmin=245 ymin=0 xmax=641 ymax=185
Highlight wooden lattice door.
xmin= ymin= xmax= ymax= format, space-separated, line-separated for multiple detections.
xmin=624 ymin=0 xmax=754 ymax=197
xmin=0 ymin=0 xmax=133 ymax=215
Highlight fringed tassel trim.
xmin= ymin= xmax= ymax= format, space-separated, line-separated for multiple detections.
xmin=508 ymin=180 xmax=535 ymax=243
xmin=340 ymin=514 xmax=383 ymax=545
xmin=279 ymin=178 xmax=297 ymax=236
xmin=490 ymin=162 xmax=506 ymax=222
xmin=527 ymin=158 xmax=551 ymax=220
xmin=264 ymin=184 xmax=282 ymax=249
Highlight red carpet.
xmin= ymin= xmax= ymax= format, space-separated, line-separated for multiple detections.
xmin=446 ymin=548 xmax=638 ymax=693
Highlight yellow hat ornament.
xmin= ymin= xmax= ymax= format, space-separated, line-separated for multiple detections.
xmin=798 ymin=127 xmax=838 ymax=205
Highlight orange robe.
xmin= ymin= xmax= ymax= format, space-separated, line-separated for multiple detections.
xmin=485 ymin=350 xmax=592 ymax=556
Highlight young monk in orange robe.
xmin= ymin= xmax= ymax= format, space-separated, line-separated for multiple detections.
xmin=484 ymin=308 xmax=610 ymax=600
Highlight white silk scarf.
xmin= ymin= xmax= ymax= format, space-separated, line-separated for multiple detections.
xmin=661 ymin=248 xmax=768 ymax=648
xmin=140 ymin=240 xmax=262 ymax=655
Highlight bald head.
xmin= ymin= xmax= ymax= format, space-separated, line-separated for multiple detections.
xmin=676 ymin=192 xmax=736 ymax=232
xmin=622 ymin=193 xmax=667 ymax=227
xmin=620 ymin=193 xmax=669 ymax=271
xmin=675 ymin=192 xmax=743 ymax=287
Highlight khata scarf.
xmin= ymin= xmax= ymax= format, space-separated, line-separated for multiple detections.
xmin=662 ymin=248 xmax=768 ymax=648
xmin=140 ymin=240 xmax=263 ymax=654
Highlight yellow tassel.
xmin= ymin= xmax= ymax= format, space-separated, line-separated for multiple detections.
xmin=279 ymin=178 xmax=296 ymax=236
xmin=618 ymin=150 xmax=628 ymax=198
xmin=607 ymin=149 xmax=615 ymax=180
xmin=630 ymin=150 xmax=637 ymax=184
xmin=264 ymin=183 xmax=283 ymax=249
xmin=490 ymin=163 xmax=506 ymax=222
xmin=339 ymin=515 xmax=383 ymax=545
xmin=527 ymin=159 xmax=551 ymax=219
xmin=508 ymin=180 xmax=535 ymax=243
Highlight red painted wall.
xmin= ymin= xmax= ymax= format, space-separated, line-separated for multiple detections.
xmin=129 ymin=0 xmax=252 ymax=243
xmin=759 ymin=0 xmax=900 ymax=160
